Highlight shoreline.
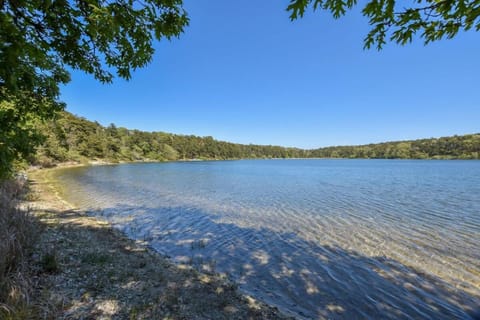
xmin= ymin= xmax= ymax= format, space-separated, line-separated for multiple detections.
xmin=26 ymin=165 xmax=290 ymax=319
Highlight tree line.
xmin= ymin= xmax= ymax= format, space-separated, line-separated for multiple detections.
xmin=34 ymin=112 xmax=307 ymax=165
xmin=309 ymin=136 xmax=480 ymax=159
xmin=32 ymin=111 xmax=480 ymax=167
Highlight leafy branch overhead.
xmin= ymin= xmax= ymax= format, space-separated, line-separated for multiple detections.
xmin=287 ymin=0 xmax=480 ymax=49
xmin=1 ymin=0 xmax=188 ymax=92
xmin=0 ymin=0 xmax=188 ymax=177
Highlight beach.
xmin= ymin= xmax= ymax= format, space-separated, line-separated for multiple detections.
xmin=25 ymin=166 xmax=289 ymax=319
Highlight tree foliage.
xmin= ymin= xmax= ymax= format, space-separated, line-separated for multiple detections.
xmin=34 ymin=112 xmax=480 ymax=167
xmin=0 ymin=87 xmax=60 ymax=178
xmin=0 ymin=0 xmax=188 ymax=177
xmin=34 ymin=112 xmax=307 ymax=165
xmin=309 ymin=134 xmax=480 ymax=159
xmin=287 ymin=0 xmax=480 ymax=49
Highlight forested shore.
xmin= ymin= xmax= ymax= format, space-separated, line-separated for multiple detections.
xmin=33 ymin=111 xmax=480 ymax=167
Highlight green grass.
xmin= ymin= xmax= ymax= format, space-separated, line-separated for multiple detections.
xmin=40 ymin=251 xmax=60 ymax=273
xmin=81 ymin=252 xmax=113 ymax=265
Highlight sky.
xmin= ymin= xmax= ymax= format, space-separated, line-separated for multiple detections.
xmin=60 ymin=0 xmax=480 ymax=149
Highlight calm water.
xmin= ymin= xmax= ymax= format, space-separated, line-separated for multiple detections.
xmin=54 ymin=160 xmax=480 ymax=319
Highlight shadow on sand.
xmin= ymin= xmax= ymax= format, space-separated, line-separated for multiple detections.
xmin=33 ymin=206 xmax=289 ymax=319
xmin=70 ymin=202 xmax=480 ymax=320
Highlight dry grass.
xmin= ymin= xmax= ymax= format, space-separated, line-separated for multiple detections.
xmin=0 ymin=178 xmax=40 ymax=319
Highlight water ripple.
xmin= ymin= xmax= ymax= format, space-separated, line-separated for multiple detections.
xmin=53 ymin=160 xmax=480 ymax=319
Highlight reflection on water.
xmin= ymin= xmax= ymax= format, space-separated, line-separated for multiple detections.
xmin=54 ymin=160 xmax=480 ymax=319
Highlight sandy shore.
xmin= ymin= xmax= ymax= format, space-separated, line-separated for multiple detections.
xmin=26 ymin=166 xmax=290 ymax=319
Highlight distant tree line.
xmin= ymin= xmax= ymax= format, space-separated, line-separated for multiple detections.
xmin=33 ymin=112 xmax=480 ymax=167
xmin=33 ymin=112 xmax=306 ymax=165
xmin=309 ymin=135 xmax=480 ymax=160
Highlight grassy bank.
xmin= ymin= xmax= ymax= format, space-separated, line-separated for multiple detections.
xmin=0 ymin=167 xmax=289 ymax=319
xmin=0 ymin=178 xmax=39 ymax=319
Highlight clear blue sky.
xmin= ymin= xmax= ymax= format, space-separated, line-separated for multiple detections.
xmin=60 ymin=0 xmax=479 ymax=149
